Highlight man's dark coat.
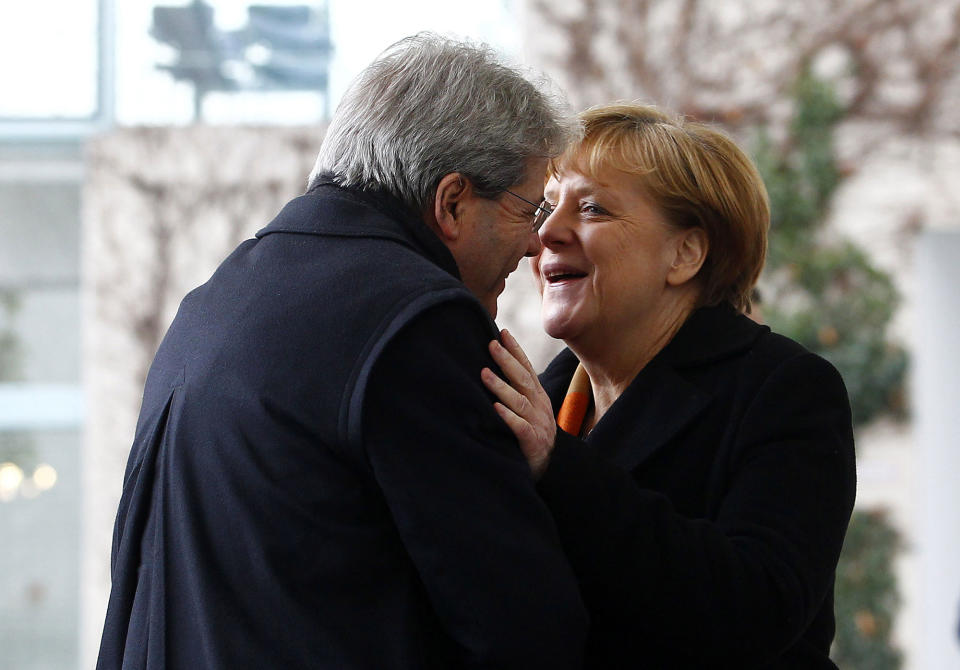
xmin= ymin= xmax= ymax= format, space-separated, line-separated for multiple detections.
xmin=537 ymin=305 xmax=857 ymax=669
xmin=96 ymin=183 xmax=587 ymax=670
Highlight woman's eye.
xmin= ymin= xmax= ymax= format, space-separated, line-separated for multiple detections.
xmin=581 ymin=202 xmax=607 ymax=216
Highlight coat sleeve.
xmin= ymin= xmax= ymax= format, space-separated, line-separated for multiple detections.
xmin=537 ymin=351 xmax=856 ymax=665
xmin=360 ymin=299 xmax=588 ymax=669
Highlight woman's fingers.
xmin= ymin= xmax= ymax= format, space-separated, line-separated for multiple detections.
xmin=481 ymin=367 xmax=531 ymax=416
xmin=483 ymin=332 xmax=557 ymax=480
xmin=500 ymin=329 xmax=536 ymax=375
xmin=491 ymin=395 xmax=551 ymax=479
xmin=492 ymin=402 xmax=536 ymax=443
xmin=488 ymin=339 xmax=536 ymax=396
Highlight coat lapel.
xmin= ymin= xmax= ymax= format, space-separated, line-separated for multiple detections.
xmin=586 ymin=356 xmax=712 ymax=471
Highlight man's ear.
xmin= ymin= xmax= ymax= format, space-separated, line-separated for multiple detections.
xmin=667 ymin=227 xmax=708 ymax=286
xmin=432 ymin=173 xmax=469 ymax=242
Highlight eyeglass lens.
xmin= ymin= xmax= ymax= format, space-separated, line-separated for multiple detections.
xmin=532 ymin=202 xmax=552 ymax=232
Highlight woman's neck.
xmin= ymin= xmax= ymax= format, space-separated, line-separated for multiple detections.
xmin=571 ymin=296 xmax=696 ymax=427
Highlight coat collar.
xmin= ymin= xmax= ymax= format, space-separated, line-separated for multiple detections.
xmin=255 ymin=178 xmax=461 ymax=280
xmin=660 ymin=303 xmax=768 ymax=369
xmin=540 ymin=305 xmax=768 ymax=471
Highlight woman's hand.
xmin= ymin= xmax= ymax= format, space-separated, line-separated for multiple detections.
xmin=481 ymin=329 xmax=557 ymax=479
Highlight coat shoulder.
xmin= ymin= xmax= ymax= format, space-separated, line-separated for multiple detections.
xmin=746 ymin=327 xmax=847 ymax=393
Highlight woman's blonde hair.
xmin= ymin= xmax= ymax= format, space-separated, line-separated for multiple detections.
xmin=551 ymin=103 xmax=769 ymax=312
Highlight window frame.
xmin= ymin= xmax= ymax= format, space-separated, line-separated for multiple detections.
xmin=0 ymin=0 xmax=114 ymax=141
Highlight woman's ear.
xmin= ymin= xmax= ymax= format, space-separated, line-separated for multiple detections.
xmin=667 ymin=227 xmax=708 ymax=286
xmin=432 ymin=173 xmax=469 ymax=242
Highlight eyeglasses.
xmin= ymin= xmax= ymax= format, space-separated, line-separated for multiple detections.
xmin=504 ymin=189 xmax=554 ymax=232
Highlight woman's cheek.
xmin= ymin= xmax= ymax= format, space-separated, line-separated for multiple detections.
xmin=529 ymin=256 xmax=545 ymax=295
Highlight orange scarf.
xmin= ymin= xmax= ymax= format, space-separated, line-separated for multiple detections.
xmin=556 ymin=363 xmax=592 ymax=436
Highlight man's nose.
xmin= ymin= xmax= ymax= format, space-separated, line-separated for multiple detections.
xmin=524 ymin=227 xmax=543 ymax=257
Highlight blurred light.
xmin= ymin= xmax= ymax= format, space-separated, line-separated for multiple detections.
xmin=221 ymin=60 xmax=255 ymax=86
xmin=33 ymin=463 xmax=58 ymax=492
xmin=245 ymin=43 xmax=271 ymax=66
xmin=154 ymin=42 xmax=180 ymax=67
xmin=215 ymin=3 xmax=248 ymax=31
xmin=19 ymin=478 xmax=39 ymax=499
xmin=0 ymin=462 xmax=24 ymax=501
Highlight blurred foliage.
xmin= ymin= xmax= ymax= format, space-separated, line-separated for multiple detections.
xmin=0 ymin=289 xmax=34 ymax=466
xmin=832 ymin=510 xmax=903 ymax=670
xmin=0 ymin=432 xmax=34 ymax=466
xmin=753 ymin=72 xmax=904 ymax=669
xmin=755 ymin=71 xmax=908 ymax=426
xmin=0 ymin=289 xmax=22 ymax=381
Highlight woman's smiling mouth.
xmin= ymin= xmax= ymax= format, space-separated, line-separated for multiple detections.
xmin=541 ymin=263 xmax=588 ymax=284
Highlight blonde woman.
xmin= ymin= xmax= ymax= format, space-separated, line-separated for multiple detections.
xmin=484 ymin=104 xmax=856 ymax=669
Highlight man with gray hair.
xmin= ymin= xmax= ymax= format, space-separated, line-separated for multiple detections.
xmin=97 ymin=33 xmax=587 ymax=669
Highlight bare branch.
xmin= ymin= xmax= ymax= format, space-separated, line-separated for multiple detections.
xmin=531 ymin=0 xmax=960 ymax=138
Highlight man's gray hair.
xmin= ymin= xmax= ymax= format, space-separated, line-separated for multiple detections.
xmin=308 ymin=33 xmax=570 ymax=213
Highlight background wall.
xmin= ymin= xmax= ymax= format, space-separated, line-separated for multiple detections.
xmin=5 ymin=0 xmax=960 ymax=668
xmin=0 ymin=143 xmax=85 ymax=670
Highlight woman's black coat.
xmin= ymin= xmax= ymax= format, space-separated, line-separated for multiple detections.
xmin=537 ymin=305 xmax=857 ymax=669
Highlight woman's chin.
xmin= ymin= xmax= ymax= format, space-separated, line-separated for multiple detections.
xmin=541 ymin=309 xmax=584 ymax=343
